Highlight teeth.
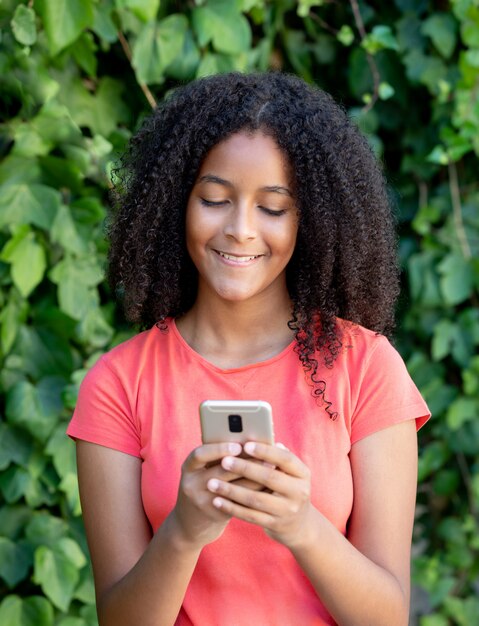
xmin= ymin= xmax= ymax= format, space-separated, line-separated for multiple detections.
xmin=218 ymin=251 xmax=259 ymax=262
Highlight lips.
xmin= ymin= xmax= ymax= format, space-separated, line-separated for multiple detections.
xmin=215 ymin=250 xmax=262 ymax=263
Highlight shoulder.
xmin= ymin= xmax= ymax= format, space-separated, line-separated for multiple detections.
xmin=335 ymin=318 xmax=398 ymax=374
xmin=94 ymin=321 xmax=172 ymax=376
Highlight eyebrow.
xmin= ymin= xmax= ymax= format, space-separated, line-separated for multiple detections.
xmin=197 ymin=174 xmax=293 ymax=197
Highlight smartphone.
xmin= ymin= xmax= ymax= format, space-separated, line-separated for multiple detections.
xmin=200 ymin=400 xmax=274 ymax=446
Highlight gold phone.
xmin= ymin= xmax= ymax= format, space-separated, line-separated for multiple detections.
xmin=199 ymin=400 xmax=274 ymax=446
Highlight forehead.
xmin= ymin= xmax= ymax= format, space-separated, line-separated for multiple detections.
xmin=196 ymin=131 xmax=292 ymax=185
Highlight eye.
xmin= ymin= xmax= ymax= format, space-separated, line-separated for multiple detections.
xmin=260 ymin=207 xmax=287 ymax=217
xmin=200 ymin=198 xmax=226 ymax=207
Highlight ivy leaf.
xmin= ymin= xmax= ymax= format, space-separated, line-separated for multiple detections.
xmin=116 ymin=0 xmax=161 ymax=22
xmin=25 ymin=513 xmax=69 ymax=550
xmin=0 ymin=538 xmax=32 ymax=588
xmin=5 ymin=377 xmax=64 ymax=442
xmin=59 ymin=77 xmax=130 ymax=137
xmin=45 ymin=425 xmax=76 ymax=480
xmin=49 ymin=256 xmax=103 ymax=320
xmin=193 ymin=0 xmax=252 ymax=55
xmin=0 ymin=466 xmax=31 ymax=503
xmin=0 ymin=226 xmax=47 ymax=298
xmin=132 ymin=14 xmax=188 ymax=84
xmin=446 ymin=397 xmax=478 ymax=430
xmin=421 ymin=13 xmax=457 ymax=60
xmin=36 ymin=0 xmax=94 ymax=56
xmin=0 ymin=595 xmax=54 ymax=626
xmin=0 ymin=423 xmax=34 ymax=471
xmin=50 ymin=206 xmax=90 ymax=255
xmin=362 ymin=25 xmax=399 ymax=54
xmin=33 ymin=538 xmax=86 ymax=612
xmin=11 ymin=5 xmax=37 ymax=46
xmin=438 ymin=253 xmax=474 ymax=305
xmin=0 ymin=184 xmax=60 ymax=231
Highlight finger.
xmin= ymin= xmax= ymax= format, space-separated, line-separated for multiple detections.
xmin=221 ymin=455 xmax=291 ymax=494
xmin=211 ymin=495 xmax=275 ymax=528
xmin=207 ymin=478 xmax=283 ymax=516
xmin=184 ymin=442 xmax=242 ymax=471
xmin=243 ymin=442 xmax=308 ymax=478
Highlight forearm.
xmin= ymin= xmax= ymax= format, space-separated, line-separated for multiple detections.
xmin=290 ymin=508 xmax=409 ymax=626
xmin=97 ymin=514 xmax=201 ymax=626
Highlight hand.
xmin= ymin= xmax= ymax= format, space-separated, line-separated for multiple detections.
xmin=169 ymin=442 xmax=244 ymax=550
xmin=205 ymin=442 xmax=314 ymax=549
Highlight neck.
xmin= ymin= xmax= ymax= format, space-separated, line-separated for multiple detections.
xmin=176 ymin=288 xmax=295 ymax=368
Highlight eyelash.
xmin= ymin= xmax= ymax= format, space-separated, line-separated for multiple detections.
xmin=200 ymin=198 xmax=286 ymax=217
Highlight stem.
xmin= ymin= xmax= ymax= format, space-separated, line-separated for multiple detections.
xmin=448 ymin=160 xmax=472 ymax=260
xmin=349 ymin=0 xmax=380 ymax=113
xmin=117 ymin=30 xmax=157 ymax=110
xmin=455 ymin=451 xmax=479 ymax=523
xmin=308 ymin=11 xmax=339 ymax=36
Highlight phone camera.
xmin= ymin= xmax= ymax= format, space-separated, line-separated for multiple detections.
xmin=228 ymin=414 xmax=243 ymax=433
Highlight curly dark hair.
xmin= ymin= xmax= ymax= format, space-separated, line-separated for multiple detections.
xmin=108 ymin=72 xmax=399 ymax=416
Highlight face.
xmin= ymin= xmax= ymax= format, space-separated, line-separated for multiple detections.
xmin=185 ymin=131 xmax=298 ymax=305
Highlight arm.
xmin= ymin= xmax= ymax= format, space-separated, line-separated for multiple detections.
xmin=207 ymin=420 xmax=418 ymax=626
xmin=76 ymin=440 xmax=243 ymax=626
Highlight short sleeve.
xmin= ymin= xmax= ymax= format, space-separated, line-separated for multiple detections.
xmin=350 ymin=336 xmax=430 ymax=445
xmin=66 ymin=355 xmax=141 ymax=457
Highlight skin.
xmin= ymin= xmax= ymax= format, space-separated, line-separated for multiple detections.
xmin=76 ymin=131 xmax=418 ymax=626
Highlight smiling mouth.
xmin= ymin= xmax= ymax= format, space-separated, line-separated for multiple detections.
xmin=215 ymin=250 xmax=262 ymax=263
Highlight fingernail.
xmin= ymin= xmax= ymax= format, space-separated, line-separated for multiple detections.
xmin=228 ymin=443 xmax=242 ymax=455
xmin=222 ymin=457 xmax=234 ymax=470
xmin=244 ymin=442 xmax=256 ymax=454
xmin=208 ymin=479 xmax=219 ymax=492
xmin=276 ymin=442 xmax=288 ymax=450
xmin=213 ymin=497 xmax=223 ymax=508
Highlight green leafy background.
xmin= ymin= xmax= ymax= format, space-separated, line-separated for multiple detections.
xmin=0 ymin=1 xmax=478 ymax=624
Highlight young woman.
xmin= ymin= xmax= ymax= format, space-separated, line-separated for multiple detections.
xmin=67 ymin=72 xmax=430 ymax=626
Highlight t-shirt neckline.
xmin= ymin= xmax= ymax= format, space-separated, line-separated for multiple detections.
xmin=167 ymin=318 xmax=297 ymax=374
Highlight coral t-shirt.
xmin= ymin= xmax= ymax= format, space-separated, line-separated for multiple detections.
xmin=67 ymin=319 xmax=430 ymax=626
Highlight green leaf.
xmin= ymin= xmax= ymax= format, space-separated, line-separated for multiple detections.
xmin=0 ymin=595 xmax=54 ymax=626
xmin=59 ymin=77 xmax=130 ymax=137
xmin=49 ymin=256 xmax=103 ymax=320
xmin=132 ymin=15 xmax=188 ymax=84
xmin=36 ymin=0 xmax=94 ymax=56
xmin=11 ymin=5 xmax=37 ymax=47
xmin=0 ymin=466 xmax=30 ymax=503
xmin=0 ymin=537 xmax=32 ymax=587
xmin=362 ymin=25 xmax=399 ymax=54
xmin=166 ymin=29 xmax=201 ymax=81
xmin=378 ymin=82 xmax=395 ymax=100
xmin=93 ymin=2 xmax=118 ymax=43
xmin=0 ymin=505 xmax=32 ymax=541
xmin=70 ymin=33 xmax=98 ymax=77
xmin=25 ymin=512 xmax=68 ymax=549
xmin=45 ymin=424 xmax=76 ymax=480
xmin=50 ymin=206 xmax=90 ymax=255
xmin=0 ymin=184 xmax=60 ymax=231
xmin=116 ymin=0 xmax=160 ymax=22
xmin=193 ymin=0 xmax=252 ymax=55
xmin=0 ymin=423 xmax=34 ymax=471
xmin=446 ymin=397 xmax=478 ymax=429
xmin=337 ymin=25 xmax=354 ymax=46
xmin=33 ymin=539 xmax=86 ymax=612
xmin=13 ymin=325 xmax=74 ymax=379
xmin=76 ymin=306 xmax=114 ymax=348
xmin=421 ymin=13 xmax=458 ymax=59
xmin=0 ymin=290 xmax=28 ymax=355
xmin=0 ymin=227 xmax=47 ymax=297
xmin=5 ymin=377 xmax=64 ymax=442
xmin=438 ymin=253 xmax=474 ymax=305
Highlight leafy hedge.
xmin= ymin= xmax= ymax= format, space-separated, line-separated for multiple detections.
xmin=0 ymin=1 xmax=478 ymax=625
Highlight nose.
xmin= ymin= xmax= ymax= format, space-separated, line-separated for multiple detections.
xmin=223 ymin=204 xmax=257 ymax=242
